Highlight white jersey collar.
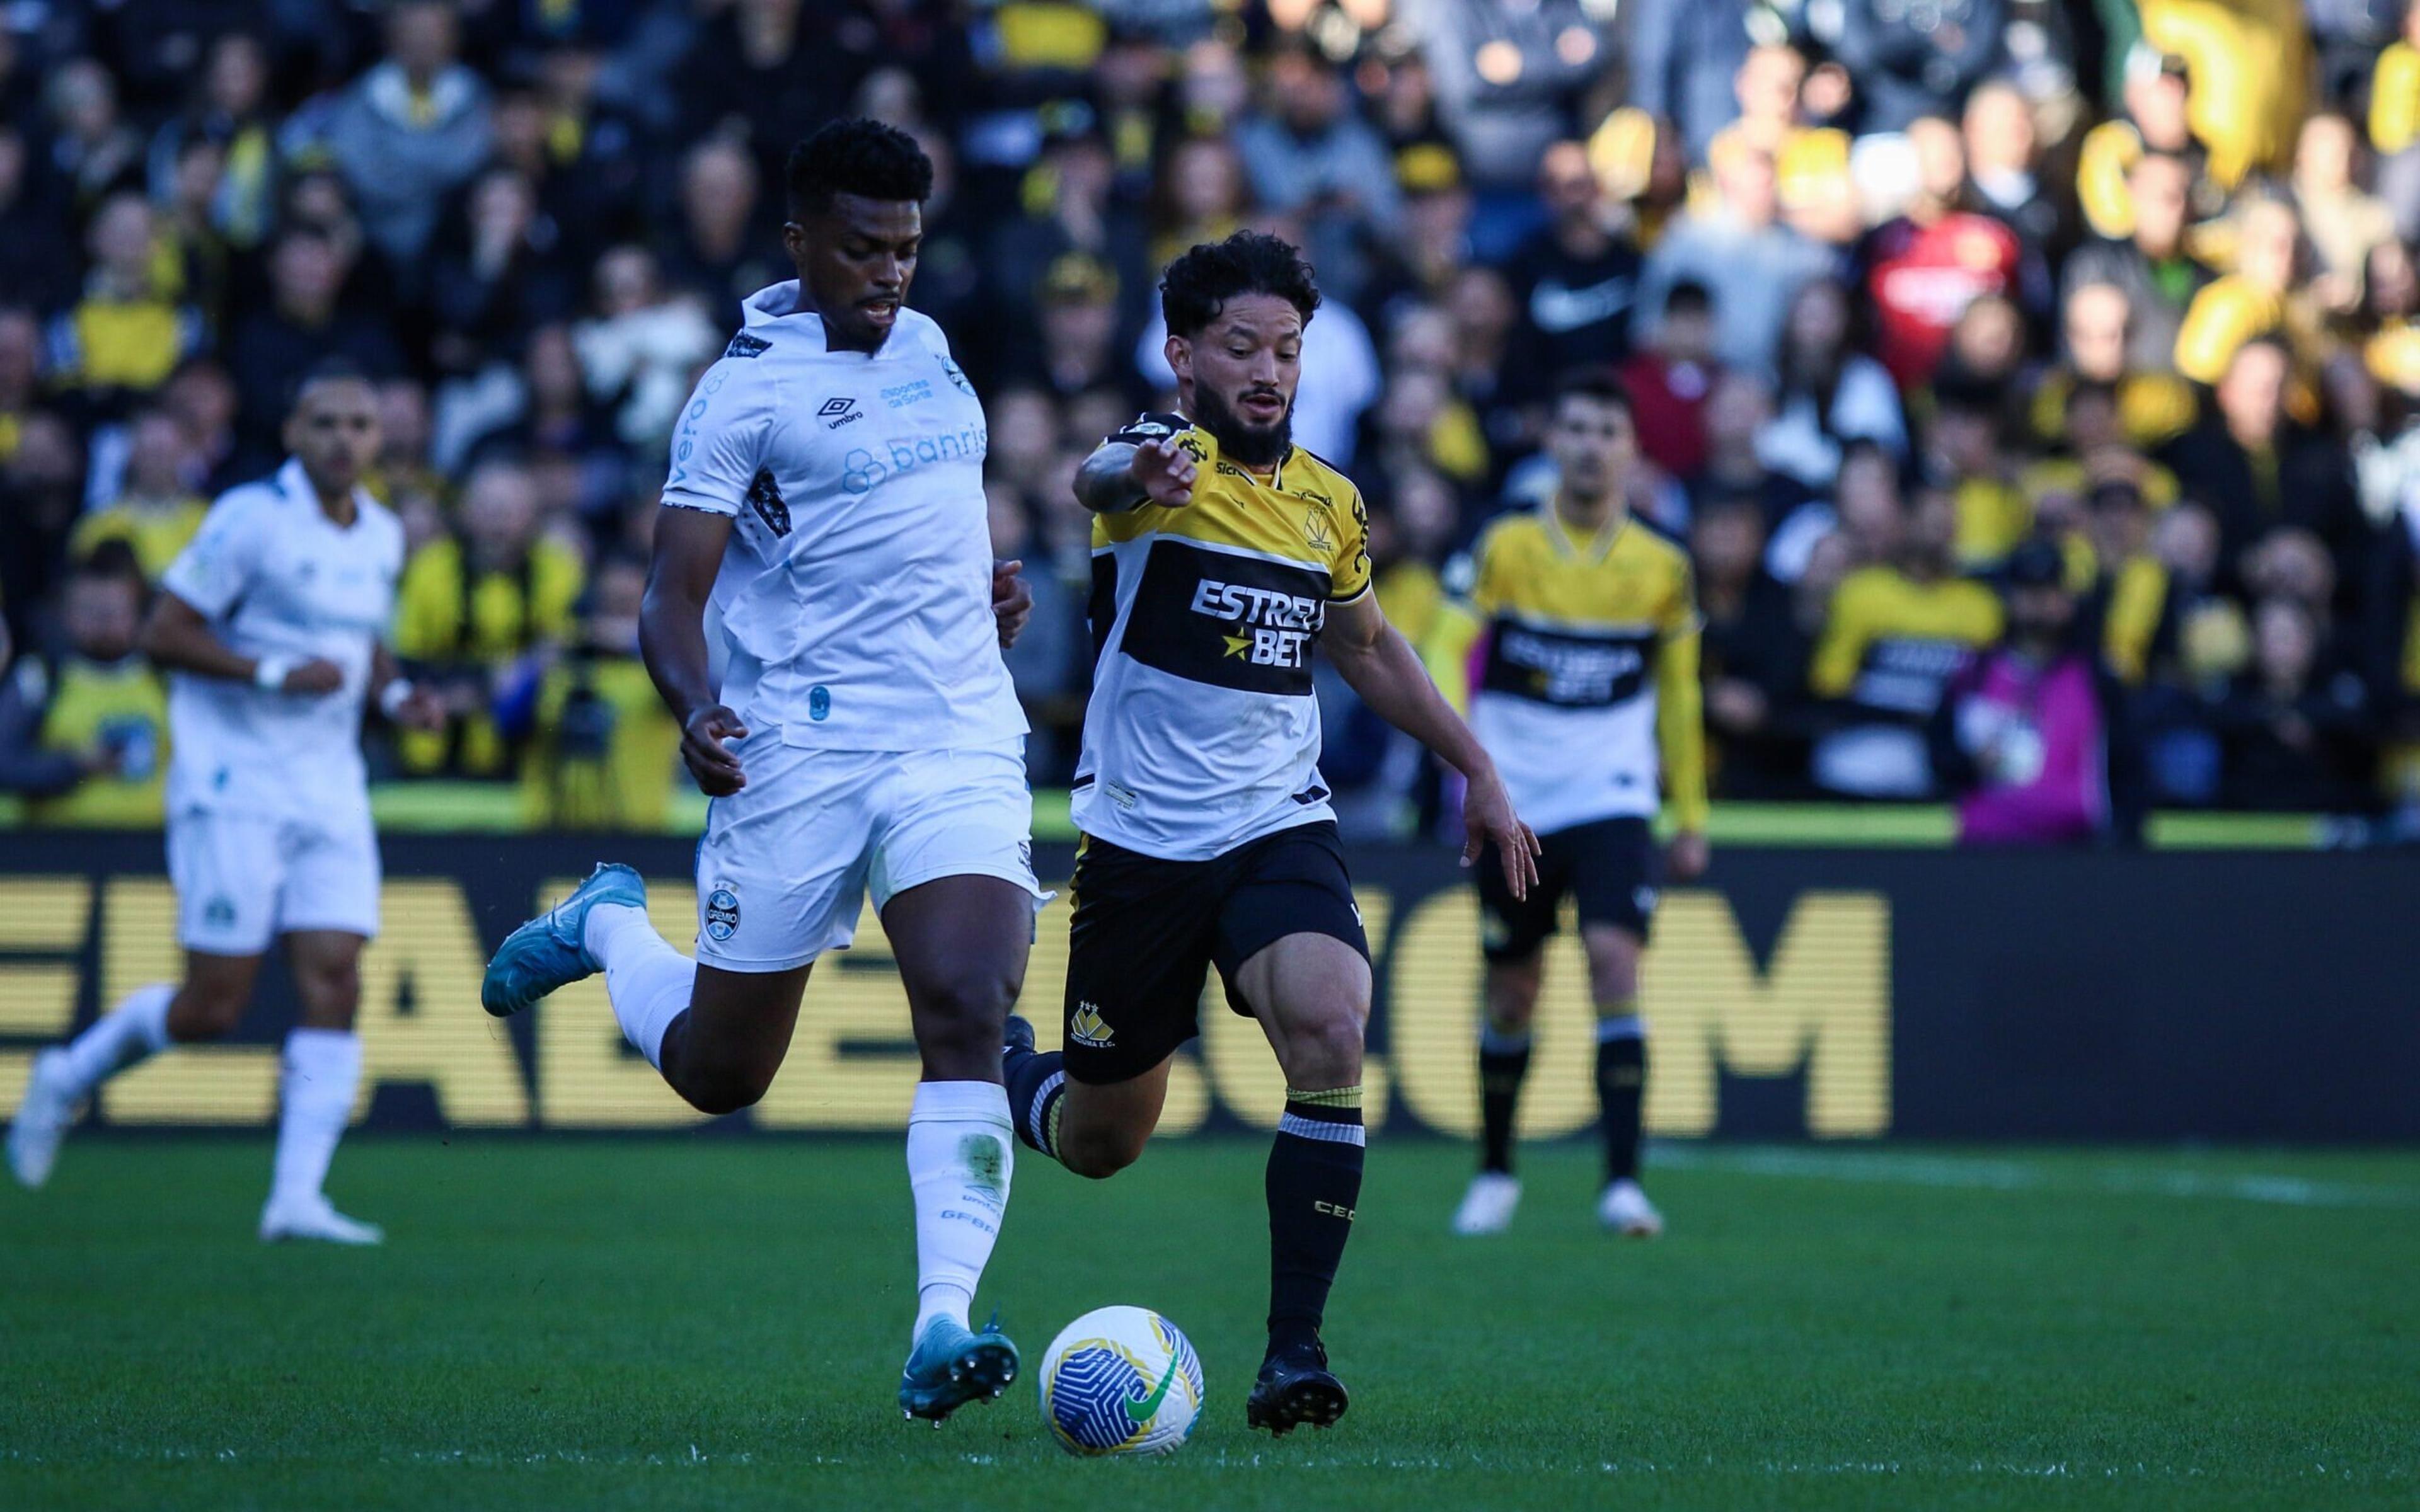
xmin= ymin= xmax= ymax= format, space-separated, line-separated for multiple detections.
xmin=273 ymin=456 xmax=379 ymax=526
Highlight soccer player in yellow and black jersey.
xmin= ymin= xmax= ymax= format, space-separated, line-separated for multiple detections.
xmin=1431 ymin=370 xmax=1709 ymax=1240
xmin=1001 ymin=231 xmax=1539 ymax=1436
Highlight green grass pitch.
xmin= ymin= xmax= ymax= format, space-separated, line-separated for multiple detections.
xmin=3 ymin=1137 xmax=2414 ymax=1510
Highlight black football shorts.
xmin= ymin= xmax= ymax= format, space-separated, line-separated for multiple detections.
xmin=1476 ymin=815 xmax=1659 ymax=963
xmin=1060 ymin=820 xmax=1369 ymax=1084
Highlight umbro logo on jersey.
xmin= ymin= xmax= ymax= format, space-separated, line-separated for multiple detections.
xmin=819 ymin=397 xmax=863 ymax=430
xmin=724 ymin=332 xmax=771 ymax=359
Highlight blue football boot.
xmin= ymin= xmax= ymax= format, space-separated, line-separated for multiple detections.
xmin=480 ymin=862 xmax=648 ymax=1017
xmin=898 ymin=1312 xmax=1020 ymax=1424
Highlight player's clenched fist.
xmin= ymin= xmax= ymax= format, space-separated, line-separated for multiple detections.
xmin=992 ymin=559 xmax=1033 ymax=649
xmin=681 ymin=704 xmax=750 ymax=794
xmin=1131 ymin=435 xmax=1197 ymax=509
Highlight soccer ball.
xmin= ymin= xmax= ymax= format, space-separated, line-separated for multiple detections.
xmin=1037 ymin=1306 xmax=1204 ymax=1457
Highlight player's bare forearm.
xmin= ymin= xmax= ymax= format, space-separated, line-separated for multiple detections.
xmin=640 ymin=507 xmax=731 ymax=726
xmin=1074 ymin=443 xmax=1146 ymax=514
xmin=644 ymin=505 xmax=750 ymax=794
xmin=1324 ymin=592 xmax=1538 ymax=894
xmin=1322 ymin=597 xmax=1492 ymax=779
xmin=139 ymin=592 xmax=260 ymax=683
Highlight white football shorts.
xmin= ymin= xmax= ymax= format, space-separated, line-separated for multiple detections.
xmin=168 ymin=806 xmax=383 ymax=955
xmin=691 ymin=736 xmax=1047 ymax=973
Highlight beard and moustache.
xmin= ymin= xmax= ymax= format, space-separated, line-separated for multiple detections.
xmin=1193 ymin=383 xmax=1294 ymax=468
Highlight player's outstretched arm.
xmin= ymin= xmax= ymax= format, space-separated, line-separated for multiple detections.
xmin=1073 ymin=436 xmax=1196 ymax=514
xmin=1320 ymin=592 xmax=1540 ymax=899
xmin=643 ymin=505 xmax=749 ymax=795
xmin=141 ymin=591 xmax=342 ymax=694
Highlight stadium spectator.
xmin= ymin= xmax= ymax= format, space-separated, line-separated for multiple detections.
xmin=1931 ymin=541 xmax=2145 ymax=844
xmin=517 ymin=553 xmax=679 ymax=830
xmin=69 ymin=408 xmax=204 ymax=580
xmin=47 ymin=192 xmax=204 ymax=401
xmin=426 ymin=167 xmax=577 ymax=380
xmin=1863 ymin=117 xmax=2025 ymax=387
xmin=2172 ymin=194 xmax=2319 ymax=387
xmin=1809 ymin=486 xmax=2005 ymax=797
xmin=391 ymin=459 xmax=584 ymax=777
xmin=1832 ymin=0 xmax=2004 ymax=136
xmin=570 ymin=245 xmax=720 ymax=451
xmin=321 ymin=0 xmax=493 ymax=274
xmin=44 ymin=57 xmax=145 ymax=212
xmin=0 ymin=544 xmax=164 ymax=826
xmin=1633 ymin=142 xmax=1833 ymax=376
xmin=1621 ymin=0 xmax=1756 ymax=166
xmin=0 ymin=125 xmax=76 ymax=317
xmin=144 ymin=31 xmax=278 ymax=253
xmin=2162 ymin=338 xmax=2363 ymax=587
xmin=0 ymin=412 xmax=88 ymax=652
xmin=1755 ymin=277 xmax=1908 ymax=493
xmin=2062 ymin=149 xmax=2212 ymax=374
xmin=1236 ymin=42 xmax=1400 ymax=301
xmin=222 ymin=230 xmax=403 ymax=467
xmin=1500 ymin=139 xmax=1644 ymax=394
xmin=660 ymin=136 xmax=783 ymax=333
xmin=2211 ymin=595 xmax=2373 ymax=808
xmin=1619 ymin=280 xmax=1721 ymax=482
xmin=1694 ymin=493 xmax=1812 ymax=796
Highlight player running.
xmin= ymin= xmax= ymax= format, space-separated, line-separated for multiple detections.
xmin=7 ymin=364 xmax=444 ymax=1242
xmin=476 ymin=120 xmax=1044 ymax=1425
xmin=1000 ymin=231 xmax=1539 ymax=1435
xmin=1435 ymin=369 xmax=1710 ymax=1239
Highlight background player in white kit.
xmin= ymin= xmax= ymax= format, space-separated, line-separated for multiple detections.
xmin=8 ymin=365 xmax=444 ymax=1242
xmin=478 ymin=120 xmax=1046 ymax=1425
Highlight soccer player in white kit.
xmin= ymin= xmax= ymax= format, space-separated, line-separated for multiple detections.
xmin=478 ymin=120 xmax=1046 ymax=1424
xmin=7 ymin=366 xmax=444 ymax=1242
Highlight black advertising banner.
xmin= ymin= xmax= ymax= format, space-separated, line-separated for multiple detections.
xmin=0 ymin=832 xmax=2411 ymax=1141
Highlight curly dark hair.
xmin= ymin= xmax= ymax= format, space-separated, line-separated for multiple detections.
xmin=785 ymin=118 xmax=933 ymax=218
xmin=1158 ymin=229 xmax=1320 ymax=338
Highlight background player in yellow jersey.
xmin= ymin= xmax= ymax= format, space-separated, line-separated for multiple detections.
xmin=1000 ymin=231 xmax=1539 ymax=1435
xmin=1434 ymin=369 xmax=1710 ymax=1239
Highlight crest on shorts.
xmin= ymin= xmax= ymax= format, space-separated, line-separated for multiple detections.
xmin=204 ymin=895 xmax=236 ymax=928
xmin=705 ymin=883 xmax=742 ymax=941
xmin=1069 ymin=1001 xmax=1114 ymax=1048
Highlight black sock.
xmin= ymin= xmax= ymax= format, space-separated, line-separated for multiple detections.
xmin=1003 ymin=1042 xmax=1065 ymax=1159
xmin=1477 ymin=1025 xmax=1532 ymax=1175
xmin=1596 ymin=1012 xmax=1646 ymax=1183
xmin=1266 ymin=1086 xmax=1364 ymax=1359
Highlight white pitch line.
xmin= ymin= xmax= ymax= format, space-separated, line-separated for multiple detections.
xmin=1652 ymin=1145 xmax=2420 ymax=1209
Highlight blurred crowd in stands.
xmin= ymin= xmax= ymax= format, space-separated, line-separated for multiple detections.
xmin=4 ymin=0 xmax=2420 ymax=842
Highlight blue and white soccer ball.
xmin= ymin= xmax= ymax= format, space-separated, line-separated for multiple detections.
xmin=1038 ymin=1306 xmax=1204 ymax=1457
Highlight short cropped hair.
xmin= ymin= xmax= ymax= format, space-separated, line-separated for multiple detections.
xmin=1159 ymin=230 xmax=1321 ymax=338
xmin=1552 ymin=365 xmax=1634 ymax=418
xmin=786 ymin=118 xmax=933 ymax=218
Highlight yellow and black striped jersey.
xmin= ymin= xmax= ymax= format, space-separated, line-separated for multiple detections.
xmin=1074 ymin=412 xmax=1372 ymax=861
xmin=1439 ymin=506 xmax=1707 ymax=835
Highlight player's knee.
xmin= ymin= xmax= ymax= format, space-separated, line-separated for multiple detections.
xmin=907 ymin=967 xmax=1019 ymax=1058
xmin=167 ymin=983 xmax=246 ymax=1040
xmin=1058 ymin=1121 xmax=1147 ymax=1180
xmin=1279 ymin=1007 xmax=1366 ymax=1089
xmin=683 ymin=1063 xmax=777 ymax=1118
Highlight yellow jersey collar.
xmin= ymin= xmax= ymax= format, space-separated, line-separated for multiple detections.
xmin=1541 ymin=497 xmax=1627 ymax=562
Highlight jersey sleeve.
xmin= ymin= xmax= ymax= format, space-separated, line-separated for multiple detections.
xmin=1808 ymin=575 xmax=1874 ymax=698
xmin=1656 ymin=556 xmax=1709 ymax=831
xmin=1107 ymin=411 xmax=1195 ymax=447
xmin=660 ymin=358 xmax=776 ymax=516
xmin=159 ymin=494 xmax=263 ymax=618
xmin=1328 ymin=481 xmax=1373 ymax=602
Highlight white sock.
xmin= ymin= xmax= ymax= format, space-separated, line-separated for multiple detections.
xmin=270 ymin=1028 xmax=360 ymax=1210
xmin=583 ymin=903 xmax=693 ymax=1072
xmin=55 ymin=982 xmax=176 ymax=1100
xmin=906 ymin=1080 xmax=1015 ymax=1343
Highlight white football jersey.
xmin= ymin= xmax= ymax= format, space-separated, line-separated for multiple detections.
xmin=158 ymin=457 xmax=405 ymax=824
xmin=661 ymin=282 xmax=1024 ymax=752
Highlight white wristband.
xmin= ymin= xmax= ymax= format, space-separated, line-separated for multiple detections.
xmin=378 ymin=678 xmax=415 ymax=719
xmin=253 ymin=655 xmax=294 ymax=691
